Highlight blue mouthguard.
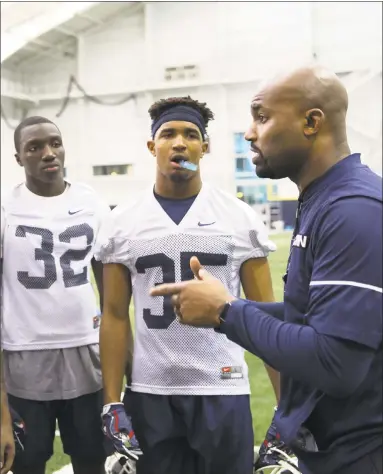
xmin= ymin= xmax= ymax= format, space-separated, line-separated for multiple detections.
xmin=180 ymin=161 xmax=198 ymax=171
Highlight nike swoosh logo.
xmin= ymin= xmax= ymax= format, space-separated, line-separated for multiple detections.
xmin=68 ymin=209 xmax=82 ymax=215
xmin=198 ymin=221 xmax=216 ymax=227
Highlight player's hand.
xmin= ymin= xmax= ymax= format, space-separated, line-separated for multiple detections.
xmin=254 ymin=407 xmax=293 ymax=470
xmin=9 ymin=406 xmax=26 ymax=454
xmin=101 ymin=402 xmax=142 ymax=461
xmin=150 ymin=256 xmax=236 ymax=327
xmin=1 ymin=413 xmax=15 ymax=474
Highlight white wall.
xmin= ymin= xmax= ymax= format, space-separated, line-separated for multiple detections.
xmin=13 ymin=55 xmax=78 ymax=97
xmin=8 ymin=2 xmax=381 ymax=95
xmin=346 ymin=71 xmax=382 ymax=176
xmin=1 ymin=67 xmax=24 ymax=96
xmin=78 ymin=2 xmax=314 ymax=90
xmin=1 ymin=96 xmax=28 ymax=191
xmin=144 ymin=2 xmax=314 ymax=84
xmin=1 ymin=2 xmax=381 ymax=203
xmin=79 ymin=10 xmax=145 ymax=95
xmin=312 ymin=2 xmax=382 ymax=72
xmin=1 ymin=117 xmax=24 ymax=194
xmin=7 ymin=93 xmax=155 ymax=206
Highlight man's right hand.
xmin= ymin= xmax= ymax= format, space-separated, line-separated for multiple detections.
xmin=1 ymin=414 xmax=15 ymax=474
xmin=101 ymin=402 xmax=142 ymax=461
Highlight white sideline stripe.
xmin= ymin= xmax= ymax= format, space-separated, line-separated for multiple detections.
xmin=310 ymin=280 xmax=383 ymax=293
xmin=53 ymin=465 xmax=74 ymax=474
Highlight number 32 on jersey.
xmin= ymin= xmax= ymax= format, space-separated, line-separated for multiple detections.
xmin=16 ymin=223 xmax=94 ymax=290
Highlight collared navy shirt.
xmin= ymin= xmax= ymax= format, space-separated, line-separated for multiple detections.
xmin=221 ymin=154 xmax=382 ymax=473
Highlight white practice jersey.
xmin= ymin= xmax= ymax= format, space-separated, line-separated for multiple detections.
xmin=1 ymin=181 xmax=110 ymax=351
xmin=96 ymin=183 xmax=276 ymax=396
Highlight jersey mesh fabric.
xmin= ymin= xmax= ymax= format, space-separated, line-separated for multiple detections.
xmin=96 ymin=183 xmax=276 ymax=395
xmin=1 ymin=181 xmax=110 ymax=351
xmin=130 ymin=232 xmax=243 ymax=394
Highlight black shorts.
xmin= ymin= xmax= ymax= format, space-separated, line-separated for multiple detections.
xmin=8 ymin=390 xmax=112 ymax=468
xmin=124 ymin=390 xmax=254 ymax=474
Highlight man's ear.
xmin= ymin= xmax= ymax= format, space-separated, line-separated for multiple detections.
xmin=147 ymin=140 xmax=156 ymax=157
xmin=201 ymin=140 xmax=209 ymax=155
xmin=304 ymin=109 xmax=324 ymax=137
xmin=15 ymin=153 xmax=23 ymax=167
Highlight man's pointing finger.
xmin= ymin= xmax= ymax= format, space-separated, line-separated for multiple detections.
xmin=150 ymin=282 xmax=185 ymax=297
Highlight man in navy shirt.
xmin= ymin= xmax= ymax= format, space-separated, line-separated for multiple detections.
xmin=151 ymin=67 xmax=383 ymax=474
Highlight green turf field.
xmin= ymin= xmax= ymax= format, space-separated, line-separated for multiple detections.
xmin=246 ymin=232 xmax=291 ymax=444
xmin=46 ymin=232 xmax=291 ymax=474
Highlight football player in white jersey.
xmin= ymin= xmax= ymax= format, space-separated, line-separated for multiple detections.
xmin=0 ymin=116 xmax=111 ymax=474
xmin=97 ymin=97 xmax=280 ymax=474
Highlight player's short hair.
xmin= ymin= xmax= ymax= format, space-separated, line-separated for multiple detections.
xmin=14 ymin=116 xmax=59 ymax=153
xmin=148 ymin=96 xmax=214 ymax=131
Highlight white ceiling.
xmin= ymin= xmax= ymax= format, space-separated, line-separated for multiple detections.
xmin=1 ymin=2 xmax=142 ymax=68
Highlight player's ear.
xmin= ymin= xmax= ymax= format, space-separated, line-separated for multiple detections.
xmin=15 ymin=153 xmax=23 ymax=167
xmin=304 ymin=109 xmax=324 ymax=137
xmin=201 ymin=139 xmax=209 ymax=156
xmin=147 ymin=140 xmax=156 ymax=157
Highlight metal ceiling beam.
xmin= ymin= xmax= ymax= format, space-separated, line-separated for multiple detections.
xmin=76 ymin=12 xmax=104 ymax=25
xmin=12 ymin=49 xmax=67 ymax=67
xmin=1 ymin=2 xmax=99 ymax=63
xmin=15 ymin=50 xmax=75 ymax=69
xmin=31 ymin=37 xmax=58 ymax=49
xmin=14 ymin=37 xmax=77 ymax=68
xmin=54 ymin=26 xmax=78 ymax=38
xmin=22 ymin=44 xmax=63 ymax=61
xmin=29 ymin=36 xmax=76 ymax=56
xmin=110 ymin=2 xmax=143 ymax=21
xmin=23 ymin=43 xmax=43 ymax=52
xmin=80 ymin=2 xmax=142 ymax=37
